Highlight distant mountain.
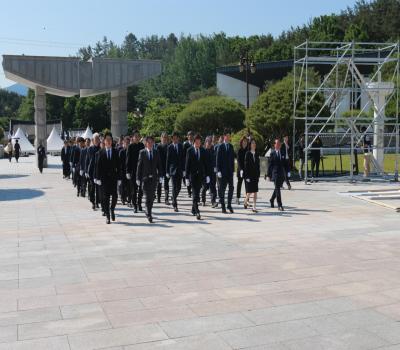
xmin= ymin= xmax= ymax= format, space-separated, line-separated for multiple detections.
xmin=4 ymin=83 xmax=28 ymax=96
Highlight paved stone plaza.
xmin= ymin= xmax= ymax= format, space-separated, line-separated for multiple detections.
xmin=0 ymin=155 xmax=400 ymax=349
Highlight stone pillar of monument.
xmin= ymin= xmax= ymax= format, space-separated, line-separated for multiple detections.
xmin=111 ymin=88 xmax=128 ymax=138
xmin=365 ymin=80 xmax=394 ymax=171
xmin=34 ymin=86 xmax=47 ymax=167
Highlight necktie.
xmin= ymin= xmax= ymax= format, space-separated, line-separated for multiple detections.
xmin=175 ymin=144 xmax=178 ymax=154
xmin=196 ymin=148 xmax=199 ymax=160
xmin=149 ymin=151 xmax=152 ymax=161
xmin=225 ymin=143 xmax=228 ymax=152
xmin=107 ymin=149 xmax=111 ymax=160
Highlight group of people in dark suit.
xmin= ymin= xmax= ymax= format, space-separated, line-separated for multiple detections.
xmin=62 ymin=129 xmax=291 ymax=225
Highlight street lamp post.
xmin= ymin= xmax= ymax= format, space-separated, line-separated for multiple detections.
xmin=239 ymin=51 xmax=256 ymax=109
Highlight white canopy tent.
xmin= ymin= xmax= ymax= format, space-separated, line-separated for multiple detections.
xmin=46 ymin=127 xmax=64 ymax=154
xmin=12 ymin=128 xmax=35 ymax=154
xmin=81 ymin=126 xmax=93 ymax=139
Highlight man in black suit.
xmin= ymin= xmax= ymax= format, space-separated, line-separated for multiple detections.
xmin=118 ymin=136 xmax=130 ymax=205
xmin=71 ymin=137 xmax=84 ymax=196
xmin=85 ymin=133 xmax=101 ymax=210
xmin=185 ymin=134 xmax=210 ymax=220
xmin=183 ymin=131 xmax=194 ymax=197
xmin=216 ymin=130 xmax=235 ymax=213
xmin=126 ymin=131 xmax=145 ymax=213
xmin=79 ymin=138 xmax=90 ymax=197
xmin=156 ymin=132 xmax=170 ymax=205
xmin=166 ymin=132 xmax=185 ymax=212
xmin=61 ymin=140 xmax=71 ymax=179
xmin=268 ymin=138 xmax=288 ymax=211
xmin=136 ymin=136 xmax=163 ymax=223
xmin=96 ymin=133 xmax=121 ymax=224
xmin=202 ymin=136 xmax=217 ymax=207
xmin=280 ymin=135 xmax=292 ymax=190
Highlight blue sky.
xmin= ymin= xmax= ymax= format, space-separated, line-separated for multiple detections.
xmin=0 ymin=0 xmax=357 ymax=88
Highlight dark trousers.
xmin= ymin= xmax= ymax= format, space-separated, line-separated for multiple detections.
xmin=7 ymin=153 xmax=12 ymax=162
xmin=103 ymin=185 xmax=117 ymax=219
xmin=191 ymin=176 xmax=202 ymax=214
xmin=284 ymin=159 xmax=291 ymax=187
xmin=201 ymin=174 xmax=217 ymax=204
xmin=62 ymin=162 xmax=70 ymax=178
xmin=218 ymin=176 xmax=234 ymax=208
xmin=130 ymin=178 xmax=143 ymax=208
xmin=119 ymin=178 xmax=129 ymax=204
xmin=271 ymin=178 xmax=284 ymax=207
xmin=157 ymin=177 xmax=170 ymax=202
xmin=88 ymin=179 xmax=99 ymax=205
xmin=171 ymin=175 xmax=182 ymax=207
xmin=143 ymin=178 xmax=157 ymax=217
xmin=80 ymin=175 xmax=87 ymax=196
xmin=311 ymin=157 xmax=321 ymax=177
xmin=38 ymin=159 xmax=44 ymax=173
xmin=236 ymin=176 xmax=244 ymax=198
xmin=75 ymin=169 xmax=81 ymax=192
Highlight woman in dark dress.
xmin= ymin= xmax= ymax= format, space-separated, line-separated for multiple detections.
xmin=243 ymin=139 xmax=260 ymax=212
xmin=236 ymin=136 xmax=248 ymax=204
xmin=37 ymin=143 xmax=46 ymax=173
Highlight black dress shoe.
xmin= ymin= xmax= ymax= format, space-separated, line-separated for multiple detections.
xmin=222 ymin=207 xmax=227 ymax=214
xmin=270 ymin=199 xmax=274 ymax=208
xmin=111 ymin=211 xmax=115 ymax=221
xmin=278 ymin=206 xmax=284 ymax=211
xmin=211 ymin=202 xmax=216 ymax=208
xmin=227 ymin=206 xmax=234 ymax=214
xmin=196 ymin=213 xmax=201 ymax=220
xmin=147 ymin=216 xmax=153 ymax=223
xmin=134 ymin=206 xmax=138 ymax=213
xmin=92 ymin=203 xmax=96 ymax=210
xmin=174 ymin=206 xmax=178 ymax=212
xmin=165 ymin=200 xmax=171 ymax=206
xmin=102 ymin=211 xmax=106 ymax=216
xmin=138 ymin=205 xmax=143 ymax=211
xmin=106 ymin=218 xmax=111 ymax=224
xmin=191 ymin=210 xmax=196 ymax=216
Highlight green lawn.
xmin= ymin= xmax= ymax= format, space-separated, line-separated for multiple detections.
xmin=295 ymin=154 xmax=399 ymax=175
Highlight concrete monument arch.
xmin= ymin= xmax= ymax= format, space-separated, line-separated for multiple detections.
xmin=2 ymin=55 xmax=161 ymax=166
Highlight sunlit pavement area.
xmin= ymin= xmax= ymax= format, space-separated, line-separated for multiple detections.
xmin=0 ymin=155 xmax=400 ymax=349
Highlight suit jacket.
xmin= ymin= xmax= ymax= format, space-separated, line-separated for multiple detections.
xmin=71 ymin=146 xmax=81 ymax=167
xmin=96 ymin=148 xmax=121 ymax=191
xmin=244 ymin=151 xmax=260 ymax=180
xmin=85 ymin=145 xmax=100 ymax=179
xmin=185 ymin=146 xmax=210 ymax=182
xmin=61 ymin=146 xmax=71 ymax=163
xmin=37 ymin=146 xmax=46 ymax=161
xmin=280 ymin=142 xmax=291 ymax=162
xmin=268 ymin=150 xmax=288 ymax=181
xmin=216 ymin=142 xmax=235 ymax=178
xmin=155 ymin=142 xmax=168 ymax=176
xmin=136 ymin=148 xmax=162 ymax=183
xmin=126 ymin=143 xmax=144 ymax=177
xmin=119 ymin=148 xmax=127 ymax=175
xmin=79 ymin=147 xmax=88 ymax=173
xmin=166 ymin=142 xmax=185 ymax=177
xmin=205 ymin=147 xmax=216 ymax=173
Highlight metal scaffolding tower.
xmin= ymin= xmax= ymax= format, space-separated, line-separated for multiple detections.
xmin=293 ymin=41 xmax=399 ymax=183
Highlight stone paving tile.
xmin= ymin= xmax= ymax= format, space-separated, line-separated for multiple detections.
xmin=218 ymin=319 xmax=318 ymax=348
xmin=67 ymin=323 xmax=168 ymax=350
xmin=0 ymin=307 xmax=61 ymax=327
xmin=0 ymin=335 xmax=70 ymax=350
xmin=283 ymin=329 xmax=390 ymax=350
xmin=107 ymin=305 xmax=196 ymax=327
xmin=123 ymin=334 xmax=232 ymax=350
xmin=0 ymin=325 xmax=17 ymax=343
xmin=18 ymin=314 xmax=111 ymax=340
xmin=159 ymin=312 xmax=253 ymax=338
